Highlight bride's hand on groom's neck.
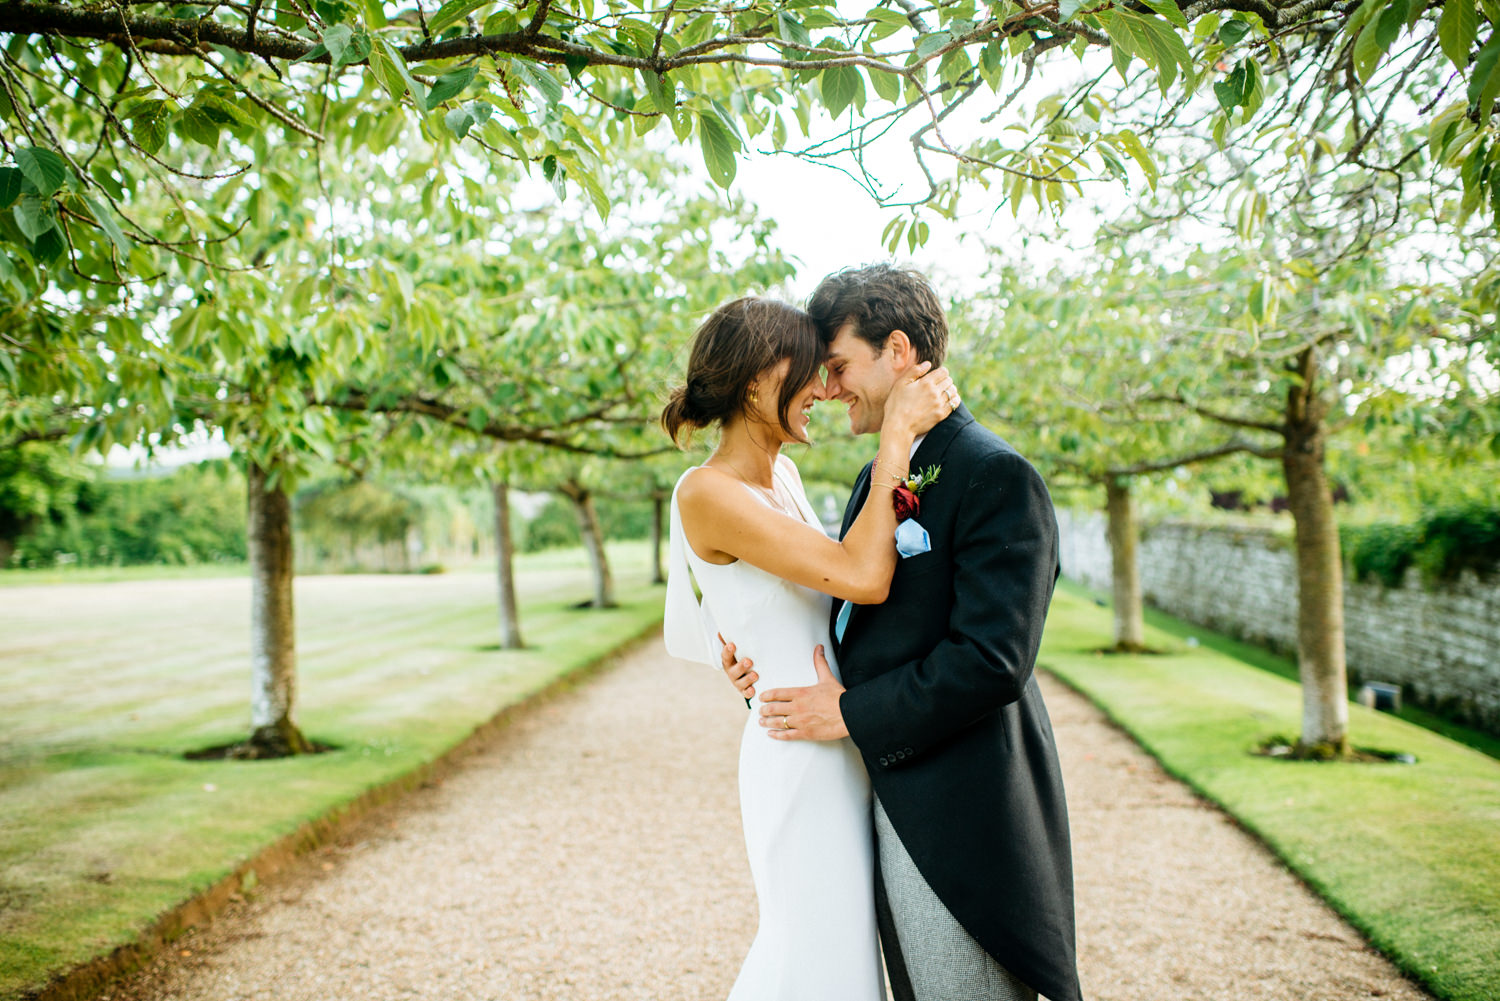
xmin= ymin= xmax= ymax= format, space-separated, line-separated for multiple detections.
xmin=884 ymin=363 xmax=959 ymax=439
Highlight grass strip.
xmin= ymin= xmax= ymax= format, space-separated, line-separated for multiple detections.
xmin=1136 ymin=595 xmax=1500 ymax=760
xmin=1042 ymin=583 xmax=1500 ymax=1001
xmin=0 ymin=543 xmax=664 ymax=1001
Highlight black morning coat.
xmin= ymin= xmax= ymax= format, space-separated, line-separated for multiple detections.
xmin=835 ymin=405 xmax=1083 ymax=1001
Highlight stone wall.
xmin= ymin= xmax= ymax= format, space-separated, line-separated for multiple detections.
xmin=1055 ymin=509 xmax=1500 ymax=733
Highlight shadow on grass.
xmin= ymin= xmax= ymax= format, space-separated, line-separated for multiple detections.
xmin=1253 ymin=734 xmax=1418 ymax=764
xmin=184 ymin=739 xmax=340 ymax=761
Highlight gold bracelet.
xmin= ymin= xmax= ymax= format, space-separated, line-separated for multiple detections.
xmin=871 ymin=458 xmax=907 ymax=487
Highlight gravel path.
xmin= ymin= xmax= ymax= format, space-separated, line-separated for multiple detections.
xmin=106 ymin=638 xmax=1431 ymax=1001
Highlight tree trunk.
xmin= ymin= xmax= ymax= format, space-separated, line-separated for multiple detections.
xmin=1104 ymin=478 xmax=1147 ymax=652
xmin=245 ymin=462 xmax=311 ymax=757
xmin=0 ymin=537 xmax=14 ymax=569
xmin=1283 ymin=348 xmax=1349 ymax=757
xmin=650 ymin=492 xmax=666 ymax=585
xmin=561 ymin=480 xmax=615 ymax=608
xmin=491 ymin=479 xmax=524 ymax=649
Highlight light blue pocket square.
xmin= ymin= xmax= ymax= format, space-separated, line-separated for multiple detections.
xmin=895 ymin=519 xmax=931 ymax=558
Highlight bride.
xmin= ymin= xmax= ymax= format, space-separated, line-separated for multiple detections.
xmin=660 ymin=296 xmax=955 ymax=999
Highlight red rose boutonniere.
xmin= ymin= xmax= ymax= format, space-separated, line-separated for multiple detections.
xmin=892 ymin=465 xmax=940 ymax=522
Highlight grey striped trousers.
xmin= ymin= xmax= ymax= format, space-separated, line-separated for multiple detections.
xmin=873 ymin=799 xmax=1039 ymax=1001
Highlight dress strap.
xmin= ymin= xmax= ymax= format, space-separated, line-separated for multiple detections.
xmin=663 ymin=474 xmax=721 ymax=667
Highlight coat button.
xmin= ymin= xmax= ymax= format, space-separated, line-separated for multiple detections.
xmin=896 ymin=750 xmax=906 ymax=760
xmin=879 ymin=756 xmax=890 ymax=767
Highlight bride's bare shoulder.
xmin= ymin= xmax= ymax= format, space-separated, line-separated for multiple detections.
xmin=676 ymin=465 xmax=738 ymax=512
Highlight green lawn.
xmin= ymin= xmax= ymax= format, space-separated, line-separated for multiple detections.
xmin=0 ymin=544 xmax=664 ymax=1001
xmin=1043 ymin=582 xmax=1500 ymax=1001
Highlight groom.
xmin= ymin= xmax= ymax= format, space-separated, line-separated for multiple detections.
xmin=722 ymin=264 xmax=1082 ymax=1001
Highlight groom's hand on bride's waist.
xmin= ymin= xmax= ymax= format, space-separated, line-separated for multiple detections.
xmin=758 ymin=645 xmax=848 ymax=742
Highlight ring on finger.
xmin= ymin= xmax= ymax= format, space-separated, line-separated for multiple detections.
xmin=782 ymin=715 xmax=792 ymax=730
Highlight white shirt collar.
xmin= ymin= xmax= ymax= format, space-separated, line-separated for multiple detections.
xmin=909 ymin=434 xmax=926 ymax=460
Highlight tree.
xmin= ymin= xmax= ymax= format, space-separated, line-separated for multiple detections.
xmin=0 ymin=439 xmax=92 ymax=566
xmin=954 ymin=264 xmax=1277 ymax=651
xmin=3 ymin=0 xmax=1496 ymax=301
xmin=989 ymin=217 xmax=1493 ymax=755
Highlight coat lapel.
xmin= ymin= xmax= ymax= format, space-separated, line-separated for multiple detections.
xmin=832 ymin=461 xmax=873 ymax=650
xmin=909 ymin=403 xmax=974 ymax=473
xmin=837 ymin=405 xmax=975 ymax=649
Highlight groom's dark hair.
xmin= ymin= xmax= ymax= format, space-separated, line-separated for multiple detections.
xmin=807 ymin=264 xmax=948 ymax=365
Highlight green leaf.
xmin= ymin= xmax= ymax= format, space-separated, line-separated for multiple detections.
xmin=0 ymin=167 xmax=21 ymax=209
xmin=90 ymin=164 xmax=126 ymax=201
xmin=1059 ymin=0 xmax=1089 ymax=21
xmin=1214 ymin=61 xmax=1249 ymax=113
xmin=1138 ymin=0 xmax=1188 ymax=30
xmin=194 ymin=94 xmax=257 ymax=136
xmin=1469 ymin=34 xmax=1500 ymax=127
xmin=1248 ymin=279 xmax=1267 ymax=321
xmin=697 ymin=111 xmax=739 ymax=188
xmin=480 ymin=121 xmax=530 ymax=165
xmin=1376 ymin=0 xmax=1408 ymax=49
xmin=820 ymin=65 xmax=862 ymax=118
xmin=640 ymin=69 xmax=674 ymax=113
xmin=573 ymin=165 xmax=611 ymax=220
xmin=323 ymin=24 xmax=354 ymax=63
xmin=444 ymin=106 xmax=477 ymax=137
xmin=1218 ymin=18 xmax=1251 ymax=45
xmin=84 ymin=196 xmax=131 ymax=255
xmin=870 ymin=66 xmax=902 ymax=102
xmin=868 ymin=7 xmax=911 ymax=28
xmin=124 ymin=99 xmax=172 ymax=155
xmin=368 ymin=43 xmax=404 ymax=100
xmin=425 ymin=66 xmax=478 ymax=109
xmin=1428 ymin=100 xmax=1470 ymax=160
xmin=508 ymin=59 xmax=563 ymax=108
xmin=1353 ymin=0 xmax=1406 ymax=83
xmin=32 ymin=226 xmax=65 ymax=266
xmin=428 ymin=0 xmax=491 ymax=35
xmin=1438 ymin=0 xmax=1479 ymax=68
xmin=1099 ymin=8 xmax=1193 ymax=95
xmin=776 ymin=12 xmax=811 ymax=47
xmin=1115 ymin=128 xmax=1159 ymax=190
xmin=178 ymin=104 xmax=221 ymax=149
xmin=292 ymin=42 xmax=330 ymax=65
xmin=915 ymin=31 xmax=953 ymax=60
xmin=378 ymin=40 xmax=427 ymax=106
xmin=14 ymin=147 xmax=68 ymax=198
xmin=12 ymin=196 xmax=57 ymax=241
xmin=670 ymin=105 xmax=694 ymax=141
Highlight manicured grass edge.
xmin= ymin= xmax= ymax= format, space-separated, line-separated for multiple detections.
xmin=21 ymin=619 xmax=665 ymax=1001
xmin=1038 ymin=664 xmax=1443 ymax=1001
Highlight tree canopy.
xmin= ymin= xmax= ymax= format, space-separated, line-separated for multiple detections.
xmin=3 ymin=0 xmax=1497 ymax=300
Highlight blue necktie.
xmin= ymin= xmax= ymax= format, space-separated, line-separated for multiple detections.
xmin=835 ymin=599 xmax=852 ymax=642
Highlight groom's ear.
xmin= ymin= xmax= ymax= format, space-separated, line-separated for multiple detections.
xmin=886 ymin=329 xmax=916 ymax=371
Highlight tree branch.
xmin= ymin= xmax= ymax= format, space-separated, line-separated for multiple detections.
xmin=1144 ymin=394 xmax=1289 ymax=435
xmin=318 ymin=391 xmax=673 ymax=459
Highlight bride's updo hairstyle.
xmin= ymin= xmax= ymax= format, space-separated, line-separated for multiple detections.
xmin=662 ymin=296 xmax=822 ymax=446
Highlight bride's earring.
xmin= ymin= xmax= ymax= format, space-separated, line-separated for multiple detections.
xmin=748 ymin=387 xmax=760 ymax=403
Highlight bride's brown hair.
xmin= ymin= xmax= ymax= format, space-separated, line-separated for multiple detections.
xmin=662 ymin=297 xmax=823 ymax=446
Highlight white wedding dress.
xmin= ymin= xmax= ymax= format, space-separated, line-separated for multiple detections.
xmin=665 ymin=454 xmax=884 ymax=1001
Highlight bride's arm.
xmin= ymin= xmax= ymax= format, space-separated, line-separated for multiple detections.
xmin=677 ymin=367 xmax=953 ymax=604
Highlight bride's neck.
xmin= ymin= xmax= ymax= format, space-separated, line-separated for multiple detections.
xmin=713 ymin=420 xmax=781 ymax=487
